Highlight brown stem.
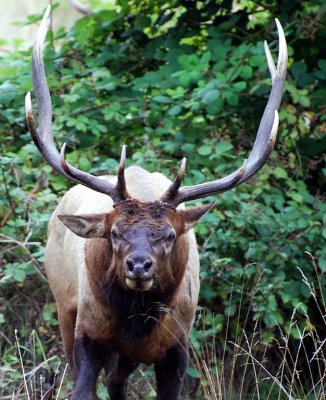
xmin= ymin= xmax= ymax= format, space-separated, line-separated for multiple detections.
xmin=1 ymin=167 xmax=17 ymax=218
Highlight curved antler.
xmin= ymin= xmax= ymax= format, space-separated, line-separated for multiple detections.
xmin=161 ymin=19 xmax=287 ymax=207
xmin=25 ymin=6 xmax=129 ymax=204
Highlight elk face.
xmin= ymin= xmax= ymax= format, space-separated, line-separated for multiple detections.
xmin=110 ymin=203 xmax=176 ymax=292
xmin=58 ymin=200 xmax=213 ymax=292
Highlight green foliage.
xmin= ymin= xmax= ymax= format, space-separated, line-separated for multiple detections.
xmin=0 ymin=0 xmax=325 ymax=397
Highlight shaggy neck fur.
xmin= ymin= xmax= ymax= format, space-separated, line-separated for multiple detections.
xmin=85 ymin=231 xmax=189 ymax=341
xmin=104 ymin=279 xmax=175 ymax=340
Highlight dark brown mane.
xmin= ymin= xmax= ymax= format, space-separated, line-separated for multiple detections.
xmin=104 ymin=278 xmax=175 ymax=340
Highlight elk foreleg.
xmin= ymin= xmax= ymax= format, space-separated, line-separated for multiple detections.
xmin=154 ymin=341 xmax=189 ymax=400
xmin=72 ymin=335 xmax=106 ymax=400
xmin=57 ymin=307 xmax=77 ymax=367
xmin=104 ymin=352 xmax=139 ymax=400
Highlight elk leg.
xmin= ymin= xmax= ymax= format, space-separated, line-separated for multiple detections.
xmin=72 ymin=335 xmax=106 ymax=400
xmin=104 ymin=352 xmax=139 ymax=400
xmin=57 ymin=307 xmax=77 ymax=367
xmin=154 ymin=341 xmax=189 ymax=400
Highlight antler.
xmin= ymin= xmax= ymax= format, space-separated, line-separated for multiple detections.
xmin=66 ymin=0 xmax=91 ymax=16
xmin=25 ymin=6 xmax=129 ymax=204
xmin=161 ymin=19 xmax=287 ymax=207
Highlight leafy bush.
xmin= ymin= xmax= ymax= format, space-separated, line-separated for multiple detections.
xmin=0 ymin=0 xmax=325 ymax=397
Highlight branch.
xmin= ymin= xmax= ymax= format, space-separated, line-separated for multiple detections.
xmin=0 ymin=233 xmax=47 ymax=282
xmin=66 ymin=0 xmax=91 ymax=16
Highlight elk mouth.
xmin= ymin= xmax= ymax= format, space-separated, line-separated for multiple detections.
xmin=125 ymin=278 xmax=154 ymax=291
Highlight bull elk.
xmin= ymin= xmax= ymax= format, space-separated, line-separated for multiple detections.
xmin=25 ymin=6 xmax=287 ymax=400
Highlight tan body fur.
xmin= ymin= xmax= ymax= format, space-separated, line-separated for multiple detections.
xmin=45 ymin=166 xmax=200 ymax=367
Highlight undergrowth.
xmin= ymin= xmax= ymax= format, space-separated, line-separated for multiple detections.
xmin=1 ymin=0 xmax=325 ymax=399
xmin=1 ymin=255 xmax=324 ymax=399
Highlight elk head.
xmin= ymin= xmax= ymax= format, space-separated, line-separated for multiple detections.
xmin=57 ymin=200 xmax=214 ymax=292
xmin=25 ymin=7 xmax=287 ymax=291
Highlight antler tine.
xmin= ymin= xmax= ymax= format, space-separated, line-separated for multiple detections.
xmin=263 ymin=19 xmax=286 ymax=85
xmin=264 ymin=40 xmax=276 ymax=83
xmin=275 ymin=18 xmax=287 ymax=75
xmin=116 ymin=145 xmax=131 ymax=201
xmin=160 ymin=158 xmax=187 ymax=204
xmin=60 ymin=142 xmax=69 ymax=172
xmin=26 ymin=6 xmax=128 ymax=204
xmin=161 ymin=19 xmax=287 ymax=207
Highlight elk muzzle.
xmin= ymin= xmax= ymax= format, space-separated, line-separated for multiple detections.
xmin=124 ymin=252 xmax=156 ymax=291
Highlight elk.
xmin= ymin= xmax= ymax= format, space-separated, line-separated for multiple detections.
xmin=25 ymin=6 xmax=287 ymax=400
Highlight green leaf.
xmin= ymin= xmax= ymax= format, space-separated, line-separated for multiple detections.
xmin=168 ymin=105 xmax=182 ymax=116
xmin=298 ymin=96 xmax=310 ymax=107
xmin=206 ymin=98 xmax=223 ymax=114
xmin=134 ymin=14 xmax=151 ymax=30
xmin=239 ymin=65 xmax=253 ymax=79
xmin=78 ymin=157 xmax=91 ymax=171
xmin=319 ymin=256 xmax=326 ymax=272
xmin=202 ymin=89 xmax=220 ymax=104
xmin=289 ymin=192 xmax=303 ymax=203
xmin=97 ymin=124 xmax=108 ymax=133
xmin=274 ymin=167 xmax=288 ymax=179
xmin=43 ymin=303 xmax=58 ymax=326
xmin=215 ymin=141 xmax=233 ymax=154
xmin=76 ymin=122 xmax=87 ymax=132
xmin=264 ymin=312 xmax=284 ymax=327
xmin=224 ymin=91 xmax=238 ymax=106
xmin=186 ymin=366 xmax=201 ymax=379
xmin=225 ymin=304 xmax=236 ymax=317
xmin=198 ymin=145 xmax=212 ymax=156
xmin=233 ymin=81 xmax=247 ymax=92
xmin=152 ymin=95 xmax=173 ymax=104
xmin=73 ymin=18 xmax=95 ymax=42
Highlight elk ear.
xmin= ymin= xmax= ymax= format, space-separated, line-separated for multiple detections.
xmin=58 ymin=213 xmax=110 ymax=238
xmin=179 ymin=202 xmax=215 ymax=233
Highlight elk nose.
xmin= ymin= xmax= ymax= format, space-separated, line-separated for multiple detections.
xmin=125 ymin=255 xmax=153 ymax=278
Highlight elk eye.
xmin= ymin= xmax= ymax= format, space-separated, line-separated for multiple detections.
xmin=167 ymin=231 xmax=176 ymax=241
xmin=111 ymin=229 xmax=118 ymax=238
